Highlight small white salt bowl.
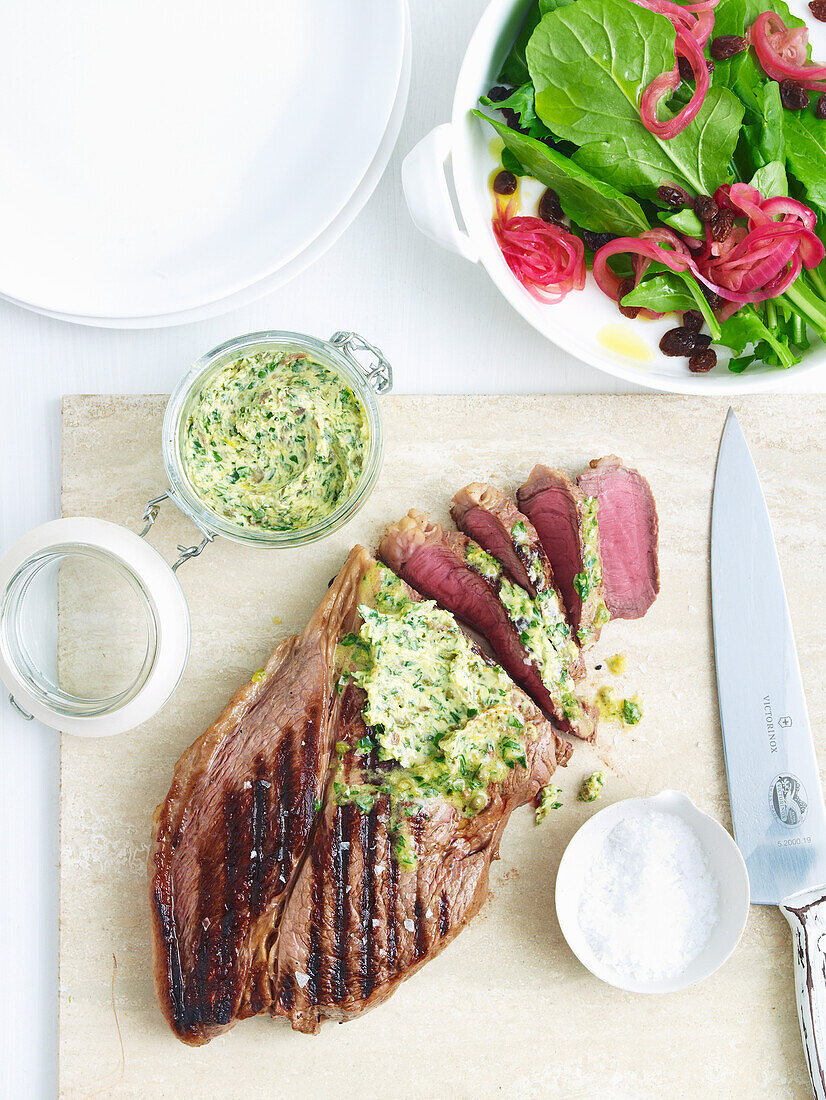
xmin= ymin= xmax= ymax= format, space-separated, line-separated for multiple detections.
xmin=555 ymin=789 xmax=750 ymax=994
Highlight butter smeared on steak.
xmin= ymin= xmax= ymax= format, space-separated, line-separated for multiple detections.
xmin=517 ymin=466 xmax=610 ymax=646
xmin=380 ymin=510 xmax=595 ymax=741
xmin=149 ymin=548 xmax=569 ymax=1043
xmin=577 ymin=456 xmax=660 ymax=620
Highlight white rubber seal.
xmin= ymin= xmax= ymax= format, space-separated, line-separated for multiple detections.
xmin=0 ymin=517 xmax=190 ymax=737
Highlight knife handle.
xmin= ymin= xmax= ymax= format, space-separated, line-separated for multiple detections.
xmin=781 ymin=885 xmax=826 ymax=1100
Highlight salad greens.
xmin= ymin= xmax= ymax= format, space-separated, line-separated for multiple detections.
xmin=481 ymin=0 xmax=826 ymax=373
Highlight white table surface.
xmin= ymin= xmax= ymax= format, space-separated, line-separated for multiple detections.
xmin=0 ymin=2 xmax=821 ymax=1097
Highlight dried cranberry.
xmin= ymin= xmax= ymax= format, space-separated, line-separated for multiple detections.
xmin=582 ymin=229 xmax=617 ymax=251
xmin=678 ymin=56 xmax=694 ymax=81
xmin=501 ymin=108 xmax=528 ymax=133
xmin=817 ymin=94 xmax=826 ymax=119
xmin=706 ymin=59 xmax=716 ymax=74
xmin=710 ymin=207 xmax=735 ymax=242
xmin=538 ymin=188 xmax=564 ymax=225
xmin=694 ymin=194 xmax=718 ymax=223
xmin=810 ymin=0 xmax=826 ymax=21
xmin=617 ymin=277 xmax=639 ymax=319
xmin=689 ymin=348 xmax=718 ymax=373
xmin=682 ymin=309 xmax=704 ymax=333
xmin=701 ymin=285 xmax=724 ymax=311
xmin=709 ymin=34 xmax=748 ymax=60
xmin=486 ymin=86 xmax=511 ymax=103
xmin=780 ymin=79 xmax=810 ymax=110
xmin=660 ymin=327 xmax=700 ymax=357
xmin=657 ymin=183 xmax=692 ymax=208
xmin=493 ymin=170 xmax=518 ymax=196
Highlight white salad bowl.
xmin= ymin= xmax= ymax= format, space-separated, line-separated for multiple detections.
xmin=555 ymin=790 xmax=750 ymax=993
xmin=402 ymin=0 xmax=826 ymax=393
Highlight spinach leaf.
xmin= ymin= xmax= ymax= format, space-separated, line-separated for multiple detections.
xmin=718 ymin=304 xmax=800 ymax=367
xmin=480 ymin=83 xmax=551 ymax=141
xmin=785 ymin=111 xmax=826 ymax=211
xmin=498 ymin=4 xmax=544 ymax=86
xmin=749 ymin=159 xmax=787 ymax=197
xmin=501 ymin=147 xmax=526 ymax=175
xmin=475 ymin=111 xmax=651 ymax=235
xmin=526 ymin=0 xmax=744 ymax=197
xmin=659 ymin=208 xmax=705 ymax=237
xmin=620 ymin=272 xmax=698 ymax=314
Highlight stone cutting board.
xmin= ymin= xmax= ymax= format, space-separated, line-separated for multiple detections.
xmin=59 ymin=394 xmax=826 ymax=1099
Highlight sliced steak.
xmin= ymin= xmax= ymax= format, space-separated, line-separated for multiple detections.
xmin=517 ymin=466 xmax=609 ymax=646
xmin=148 ymin=545 xmax=372 ymax=1046
xmin=270 ymin=665 xmax=568 ymax=1034
xmin=451 ymin=482 xmax=553 ymax=599
xmin=379 ymin=510 xmax=595 ymax=741
xmin=577 ymin=455 xmax=660 ymax=619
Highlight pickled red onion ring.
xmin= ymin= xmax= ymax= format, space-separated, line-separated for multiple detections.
xmin=632 ymin=0 xmax=719 ymax=139
xmin=492 ymin=196 xmax=585 ymax=304
xmin=593 ymin=190 xmax=824 ymax=307
xmin=639 ymin=27 xmax=711 ymax=139
xmin=748 ymin=11 xmax=826 ymax=90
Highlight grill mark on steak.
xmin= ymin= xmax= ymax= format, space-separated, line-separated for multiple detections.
xmin=153 ymin=885 xmax=187 ymax=1029
xmin=359 ymin=805 xmax=378 ymax=998
xmin=306 ymin=839 xmax=324 ymax=1006
xmin=331 ymin=805 xmax=352 ymax=1002
xmin=387 ymin=843 xmax=398 ymax=971
xmin=249 ymin=768 xmax=270 ymax=916
xmin=438 ymin=890 xmax=450 ymax=938
xmin=280 ymin=970 xmax=295 ymax=1011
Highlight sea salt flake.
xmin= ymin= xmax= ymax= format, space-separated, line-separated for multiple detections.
xmin=403 ymin=918 xmax=415 ymax=932
xmin=425 ymin=908 xmax=433 ymax=919
xmin=295 ymin=971 xmax=310 ymax=989
xmin=577 ymin=808 xmax=719 ymax=982
xmin=372 ymin=918 xmax=381 ymax=928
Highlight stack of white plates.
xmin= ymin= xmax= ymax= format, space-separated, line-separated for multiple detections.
xmin=0 ymin=0 xmax=410 ymax=327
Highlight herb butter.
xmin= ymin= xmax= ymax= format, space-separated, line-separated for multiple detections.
xmin=335 ymin=566 xmax=537 ymax=867
xmin=183 ymin=350 xmax=369 ymax=531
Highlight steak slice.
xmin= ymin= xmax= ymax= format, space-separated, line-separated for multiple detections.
xmin=517 ymin=466 xmax=609 ymax=646
xmin=379 ymin=510 xmax=595 ymax=741
xmin=451 ymin=482 xmax=553 ymax=600
xmin=148 ymin=545 xmax=372 ymax=1046
xmin=577 ymin=455 xmax=660 ymax=620
xmin=269 ymin=619 xmax=569 ymax=1034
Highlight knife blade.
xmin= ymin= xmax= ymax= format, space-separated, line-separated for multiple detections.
xmin=712 ymin=407 xmax=826 ymax=1098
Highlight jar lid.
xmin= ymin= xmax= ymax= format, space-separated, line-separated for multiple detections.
xmin=0 ymin=517 xmax=190 ymax=737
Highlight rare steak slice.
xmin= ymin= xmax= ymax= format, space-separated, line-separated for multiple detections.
xmin=517 ymin=466 xmax=609 ymax=646
xmin=577 ymin=455 xmax=660 ymax=619
xmin=148 ymin=545 xmax=372 ymax=1046
xmin=269 ymin=566 xmax=570 ymax=1033
xmin=380 ymin=510 xmax=595 ymax=741
xmin=451 ymin=482 xmax=554 ymax=599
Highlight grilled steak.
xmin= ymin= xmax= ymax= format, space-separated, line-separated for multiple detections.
xmin=270 ymin=677 xmax=568 ymax=1034
xmin=451 ymin=482 xmax=553 ymax=600
xmin=150 ymin=547 xmax=569 ymax=1043
xmin=577 ymin=456 xmax=660 ymax=620
xmin=517 ymin=466 xmax=609 ymax=646
xmin=149 ymin=546 xmax=369 ymax=1046
xmin=380 ymin=510 xmax=595 ymax=741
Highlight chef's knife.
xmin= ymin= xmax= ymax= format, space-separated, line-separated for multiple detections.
xmin=712 ymin=407 xmax=826 ymax=1099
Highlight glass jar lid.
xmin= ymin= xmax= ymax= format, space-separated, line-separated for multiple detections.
xmin=0 ymin=518 xmax=190 ymax=737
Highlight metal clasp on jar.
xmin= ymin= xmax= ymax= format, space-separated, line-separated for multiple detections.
xmin=139 ymin=492 xmax=214 ymax=571
xmin=329 ymin=331 xmax=393 ymax=394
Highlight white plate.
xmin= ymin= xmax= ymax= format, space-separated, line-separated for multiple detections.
xmin=0 ymin=0 xmax=406 ymax=323
xmin=403 ymin=0 xmax=826 ymax=393
xmin=4 ymin=4 xmax=413 ymax=330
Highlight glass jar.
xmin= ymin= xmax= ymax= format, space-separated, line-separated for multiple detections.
xmin=162 ymin=329 xmax=390 ymax=548
xmin=0 ymin=330 xmax=391 ymax=737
